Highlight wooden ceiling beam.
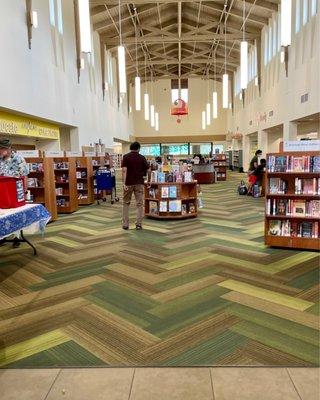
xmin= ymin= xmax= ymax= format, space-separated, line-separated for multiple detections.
xmin=101 ymin=32 xmax=257 ymax=44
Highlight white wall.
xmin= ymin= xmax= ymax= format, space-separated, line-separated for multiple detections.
xmin=0 ymin=0 xmax=132 ymax=149
xmin=228 ymin=6 xmax=319 ymax=169
xmin=131 ymin=78 xmax=228 ymax=137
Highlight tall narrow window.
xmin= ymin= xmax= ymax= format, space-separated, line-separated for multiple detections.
xmin=106 ymin=51 xmax=113 ymax=87
xmin=49 ymin=0 xmax=55 ymax=26
xmin=277 ymin=13 xmax=281 ymax=50
xmin=268 ymin=25 xmax=272 ymax=60
xmin=303 ymin=0 xmax=309 ymax=25
xmin=296 ymin=0 xmax=301 ymax=32
xmin=57 ymin=0 xmax=63 ymax=34
xmin=273 ymin=19 xmax=277 ymax=56
xmin=264 ymin=29 xmax=268 ymax=65
xmin=311 ymin=0 xmax=317 ymax=16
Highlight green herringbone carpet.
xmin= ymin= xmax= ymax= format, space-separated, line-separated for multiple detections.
xmin=0 ymin=172 xmax=319 ymax=367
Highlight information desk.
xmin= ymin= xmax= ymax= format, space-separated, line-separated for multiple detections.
xmin=0 ymin=204 xmax=51 ymax=255
xmin=193 ymin=164 xmax=215 ymax=184
xmin=144 ymin=181 xmax=198 ymax=219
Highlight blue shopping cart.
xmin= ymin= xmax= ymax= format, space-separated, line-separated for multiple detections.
xmin=95 ymin=168 xmax=119 ymax=205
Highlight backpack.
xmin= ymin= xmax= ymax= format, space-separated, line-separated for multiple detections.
xmin=238 ymin=180 xmax=248 ymax=195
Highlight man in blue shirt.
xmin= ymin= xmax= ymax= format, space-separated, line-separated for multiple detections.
xmin=0 ymin=138 xmax=29 ymax=179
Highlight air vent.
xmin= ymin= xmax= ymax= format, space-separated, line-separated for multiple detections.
xmin=301 ymin=93 xmax=309 ymax=103
xmin=269 ymin=110 xmax=274 ymax=117
xmin=249 ymin=120 xmax=252 ymax=126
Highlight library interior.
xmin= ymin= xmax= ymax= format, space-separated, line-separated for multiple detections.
xmin=0 ymin=0 xmax=319 ymax=399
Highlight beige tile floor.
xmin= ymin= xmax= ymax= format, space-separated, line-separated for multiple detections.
xmin=0 ymin=368 xmax=319 ymax=400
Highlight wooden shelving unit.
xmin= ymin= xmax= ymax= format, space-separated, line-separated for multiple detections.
xmin=54 ymin=157 xmax=78 ymax=214
xmin=25 ymin=157 xmax=57 ymax=221
xmin=76 ymin=157 xmax=94 ymax=205
xmin=232 ymin=150 xmax=243 ymax=170
xmin=92 ymin=156 xmax=105 ymax=200
xmin=265 ymin=151 xmax=320 ymax=251
xmin=212 ymin=154 xmax=227 ymax=181
xmin=144 ymin=182 xmax=198 ymax=219
xmin=110 ymin=153 xmax=122 ymax=169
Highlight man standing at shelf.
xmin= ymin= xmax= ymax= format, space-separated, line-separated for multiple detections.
xmin=0 ymin=138 xmax=29 ymax=181
xmin=121 ymin=141 xmax=149 ymax=230
xmin=0 ymin=138 xmax=29 ymax=247
xmin=247 ymin=149 xmax=262 ymax=195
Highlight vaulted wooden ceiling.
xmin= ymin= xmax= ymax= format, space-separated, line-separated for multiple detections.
xmin=90 ymin=0 xmax=279 ymax=82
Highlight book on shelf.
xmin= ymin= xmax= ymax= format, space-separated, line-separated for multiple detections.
xmin=55 ymin=187 xmax=64 ymax=195
xmin=267 ymin=155 xmax=320 ymax=173
xmin=149 ymin=201 xmax=158 ymax=214
xmin=269 ymin=178 xmax=287 ymax=194
xmin=188 ymin=203 xmax=196 ymax=214
xmin=169 ymin=200 xmax=182 ymax=212
xmin=182 ymin=204 xmax=187 ymax=215
xmin=77 ymin=183 xmax=84 ymax=190
xmin=28 ymin=162 xmax=44 ymax=172
xmin=267 ymin=199 xmax=320 ymax=217
xmin=184 ymin=171 xmax=192 ymax=182
xmin=161 ymin=186 xmax=169 ymax=198
xmin=54 ymin=162 xmax=69 ymax=170
xmin=57 ymin=198 xmax=69 ymax=207
xmin=292 ymin=201 xmax=306 ymax=217
xmin=169 ymin=186 xmax=177 ymax=198
xmin=149 ymin=188 xmax=158 ymax=198
xmin=159 ymin=201 xmax=167 ymax=212
xmin=158 ymin=172 xmax=166 ymax=183
xmin=150 ymin=171 xmax=158 ymax=183
xmin=27 ymin=177 xmax=40 ymax=188
xmin=269 ymin=220 xmax=319 ymax=238
xmin=295 ymin=178 xmax=320 ymax=195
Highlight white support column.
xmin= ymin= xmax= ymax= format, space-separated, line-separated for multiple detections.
xmin=258 ymin=129 xmax=268 ymax=157
xmin=283 ymin=121 xmax=298 ymax=142
xmin=242 ymin=134 xmax=250 ymax=172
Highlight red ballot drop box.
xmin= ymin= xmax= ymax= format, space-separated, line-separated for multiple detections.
xmin=0 ymin=177 xmax=26 ymax=208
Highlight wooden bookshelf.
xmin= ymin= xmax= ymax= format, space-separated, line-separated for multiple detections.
xmin=212 ymin=154 xmax=227 ymax=181
xmin=76 ymin=157 xmax=94 ymax=205
xmin=92 ymin=156 xmax=105 ymax=200
xmin=265 ymin=151 xmax=320 ymax=251
xmin=54 ymin=157 xmax=78 ymax=214
xmin=25 ymin=157 xmax=57 ymax=221
xmin=144 ymin=181 xmax=198 ymax=219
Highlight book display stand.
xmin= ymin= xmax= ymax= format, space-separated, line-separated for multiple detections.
xmin=212 ymin=154 xmax=227 ymax=181
xmin=54 ymin=157 xmax=78 ymax=213
xmin=265 ymin=152 xmax=320 ymax=250
xmin=25 ymin=157 xmax=58 ymax=221
xmin=144 ymin=181 xmax=198 ymax=219
xmin=76 ymin=157 xmax=94 ymax=205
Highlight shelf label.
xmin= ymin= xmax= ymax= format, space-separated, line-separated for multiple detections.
xmin=84 ymin=151 xmax=95 ymax=156
xmin=45 ymin=151 xmax=65 ymax=157
xmin=17 ymin=150 xmax=40 ymax=157
xmin=66 ymin=151 xmax=82 ymax=157
xmin=283 ymin=140 xmax=320 ymax=152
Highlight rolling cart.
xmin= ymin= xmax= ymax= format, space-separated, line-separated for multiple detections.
xmin=95 ymin=168 xmax=119 ymax=205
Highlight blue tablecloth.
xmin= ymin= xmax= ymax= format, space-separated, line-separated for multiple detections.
xmin=0 ymin=204 xmax=51 ymax=240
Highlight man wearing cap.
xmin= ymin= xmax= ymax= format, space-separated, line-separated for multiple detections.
xmin=0 ymin=138 xmax=29 ymax=179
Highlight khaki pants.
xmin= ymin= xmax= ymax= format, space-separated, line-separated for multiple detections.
xmin=122 ymin=184 xmax=144 ymax=227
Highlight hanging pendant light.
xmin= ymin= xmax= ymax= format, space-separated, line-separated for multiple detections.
xmin=212 ymin=92 xmax=218 ymax=119
xmin=155 ymin=112 xmax=159 ymax=131
xmin=144 ymin=93 xmax=149 ymax=120
xmin=117 ymin=0 xmax=126 ymax=95
xmin=134 ymin=11 xmax=141 ymax=110
xmin=150 ymin=104 xmax=155 ymax=127
xmin=212 ymin=53 xmax=218 ymax=119
xmin=144 ymin=55 xmax=149 ymax=120
xmin=150 ymin=72 xmax=155 ymax=127
xmin=206 ymin=73 xmax=211 ymax=125
xmin=281 ymin=0 xmax=292 ymax=46
xmin=201 ymin=111 xmax=206 ymax=130
xmin=135 ymin=76 xmax=141 ymax=110
xmin=222 ymin=6 xmax=229 ymax=109
xmin=240 ymin=1 xmax=248 ymax=89
xmin=206 ymin=103 xmax=211 ymax=125
xmin=78 ymin=0 xmax=92 ymax=53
